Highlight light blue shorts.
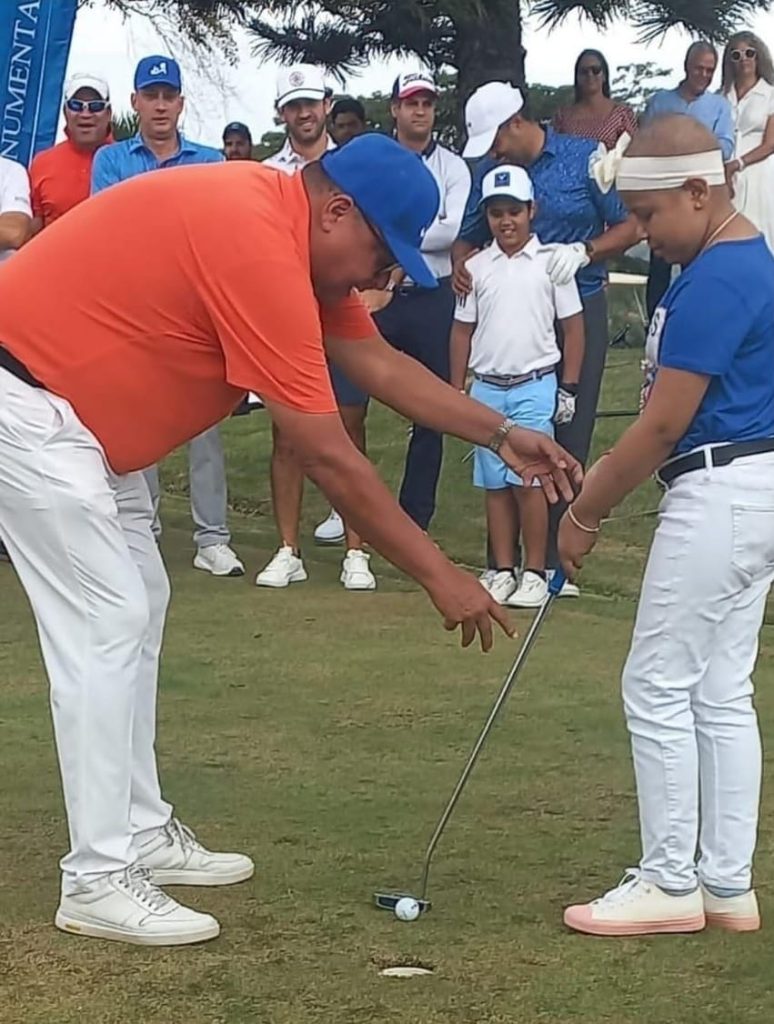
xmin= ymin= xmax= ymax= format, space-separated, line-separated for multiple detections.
xmin=472 ymin=373 xmax=557 ymax=490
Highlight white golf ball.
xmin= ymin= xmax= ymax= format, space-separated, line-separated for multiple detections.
xmin=394 ymin=897 xmax=421 ymax=922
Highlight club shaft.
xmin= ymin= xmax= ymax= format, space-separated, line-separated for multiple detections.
xmin=419 ymin=594 xmax=558 ymax=901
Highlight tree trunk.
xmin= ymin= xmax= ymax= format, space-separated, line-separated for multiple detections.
xmin=453 ymin=0 xmax=525 ymax=100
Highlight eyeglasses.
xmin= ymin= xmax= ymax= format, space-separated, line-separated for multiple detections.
xmin=66 ymin=98 xmax=109 ymax=114
xmin=362 ymin=217 xmax=400 ymax=282
xmin=579 ymin=66 xmax=603 ymax=77
xmin=731 ymin=48 xmax=757 ymax=62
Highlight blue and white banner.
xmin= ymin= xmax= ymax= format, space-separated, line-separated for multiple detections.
xmin=0 ymin=0 xmax=78 ymax=167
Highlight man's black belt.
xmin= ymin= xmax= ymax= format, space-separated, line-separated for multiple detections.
xmin=657 ymin=439 xmax=774 ymax=486
xmin=0 ymin=345 xmax=43 ymax=388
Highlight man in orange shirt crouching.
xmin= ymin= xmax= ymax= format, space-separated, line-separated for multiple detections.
xmin=0 ymin=134 xmax=579 ymax=948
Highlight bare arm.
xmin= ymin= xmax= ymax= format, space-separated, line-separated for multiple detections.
xmin=451 ymin=238 xmax=478 ymax=297
xmin=728 ymin=115 xmax=774 ymax=172
xmin=449 ymin=320 xmax=474 ymax=392
xmin=587 ymin=213 xmax=642 ymax=264
xmin=559 ymin=311 xmax=585 ymax=387
xmin=263 ymin=399 xmax=513 ymax=650
xmin=0 ymin=212 xmax=31 ymax=252
xmin=30 ymin=215 xmax=43 ymax=237
xmin=558 ymin=368 xmax=710 ymax=577
xmin=575 ymin=368 xmax=708 ymax=521
xmin=326 ymin=332 xmax=582 ymax=501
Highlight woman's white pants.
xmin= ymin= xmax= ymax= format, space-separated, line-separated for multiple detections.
xmin=624 ymin=452 xmax=774 ymax=892
xmin=0 ymin=369 xmax=172 ymax=893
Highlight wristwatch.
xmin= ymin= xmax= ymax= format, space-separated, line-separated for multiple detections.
xmin=487 ymin=418 xmax=516 ymax=453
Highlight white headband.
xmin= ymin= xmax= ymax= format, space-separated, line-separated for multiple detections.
xmin=589 ymin=133 xmax=726 ymax=193
xmin=616 ymin=151 xmax=726 ymax=191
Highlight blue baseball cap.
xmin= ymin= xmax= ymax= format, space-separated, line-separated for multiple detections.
xmin=134 ymin=56 xmax=182 ymax=93
xmin=321 ymin=134 xmax=440 ymax=289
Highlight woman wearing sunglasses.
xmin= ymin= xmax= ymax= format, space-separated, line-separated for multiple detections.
xmin=722 ymin=32 xmax=774 ymax=253
xmin=553 ymin=49 xmax=637 ymax=149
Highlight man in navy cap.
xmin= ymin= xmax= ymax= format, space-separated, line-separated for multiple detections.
xmin=92 ymin=56 xmax=244 ymax=581
xmin=223 ymin=121 xmax=253 ymax=161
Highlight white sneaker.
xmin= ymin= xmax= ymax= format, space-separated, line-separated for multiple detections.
xmin=55 ymin=865 xmax=220 ymax=946
xmin=479 ymin=568 xmax=497 ymax=587
xmin=701 ymin=885 xmax=760 ymax=932
xmin=314 ymin=509 xmax=345 ymax=545
xmin=548 ymin=569 xmax=580 ymax=598
xmin=506 ymin=570 xmax=548 ymax=608
xmin=482 ymin=569 xmax=517 ymax=605
xmin=138 ymin=818 xmax=254 ymax=887
xmin=340 ymin=549 xmax=377 ymax=590
xmin=564 ymin=869 xmax=706 ymax=936
xmin=193 ymin=543 xmax=245 ymax=577
xmin=255 ymin=545 xmax=308 ymax=588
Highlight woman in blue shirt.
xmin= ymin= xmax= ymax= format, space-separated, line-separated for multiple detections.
xmin=559 ymin=114 xmax=774 ymax=938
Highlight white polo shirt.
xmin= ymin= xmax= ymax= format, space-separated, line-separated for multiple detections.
xmin=0 ymin=155 xmax=31 ymax=264
xmin=455 ymin=235 xmax=582 ymax=377
xmin=419 ymin=141 xmax=471 ymax=279
xmin=262 ymin=134 xmax=337 ymax=175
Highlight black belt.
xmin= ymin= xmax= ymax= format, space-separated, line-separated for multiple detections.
xmin=657 ymin=439 xmax=774 ymax=486
xmin=0 ymin=345 xmax=43 ymax=388
xmin=396 ymin=274 xmax=451 ymax=295
xmin=474 ymin=365 xmax=556 ymax=389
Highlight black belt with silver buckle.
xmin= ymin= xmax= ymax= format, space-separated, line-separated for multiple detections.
xmin=474 ymin=365 xmax=556 ymax=390
xmin=0 ymin=345 xmax=43 ymax=389
xmin=657 ymin=439 xmax=774 ymax=486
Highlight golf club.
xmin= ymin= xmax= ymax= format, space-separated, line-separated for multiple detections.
xmin=374 ymin=568 xmax=566 ymax=916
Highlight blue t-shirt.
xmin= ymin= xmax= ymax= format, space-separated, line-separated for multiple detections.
xmin=91 ymin=133 xmax=223 ymax=193
xmin=648 ymin=236 xmax=774 ymax=454
xmin=459 ymin=129 xmax=629 ymax=298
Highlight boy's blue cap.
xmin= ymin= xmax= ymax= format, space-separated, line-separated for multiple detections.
xmin=134 ymin=56 xmax=182 ymax=93
xmin=321 ymin=133 xmax=440 ymax=289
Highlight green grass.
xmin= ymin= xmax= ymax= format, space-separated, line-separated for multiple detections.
xmin=2 ymin=349 xmax=774 ymax=1024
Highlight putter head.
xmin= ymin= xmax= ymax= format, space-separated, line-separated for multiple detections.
xmin=373 ymin=891 xmax=432 ymax=914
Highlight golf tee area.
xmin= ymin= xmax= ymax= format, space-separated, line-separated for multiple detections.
xmin=1 ymin=351 xmax=772 ymax=1024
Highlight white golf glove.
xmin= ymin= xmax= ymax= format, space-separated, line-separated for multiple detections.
xmin=547 ymin=242 xmax=590 ymax=286
xmin=554 ymin=387 xmax=577 ymax=425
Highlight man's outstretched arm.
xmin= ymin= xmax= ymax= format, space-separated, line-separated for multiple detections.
xmin=325 ymin=332 xmax=583 ymax=502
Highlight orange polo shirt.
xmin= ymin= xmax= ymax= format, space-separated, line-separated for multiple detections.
xmin=29 ymin=135 xmax=112 ymax=226
xmin=0 ymin=161 xmax=375 ymax=473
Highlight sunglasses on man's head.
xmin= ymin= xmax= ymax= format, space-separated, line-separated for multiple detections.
xmin=731 ymin=48 xmax=757 ymax=62
xmin=579 ymin=65 xmax=603 ymax=77
xmin=66 ymin=98 xmax=108 ymax=114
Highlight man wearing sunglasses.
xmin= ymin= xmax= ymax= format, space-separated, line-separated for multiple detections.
xmin=642 ymin=41 xmax=735 ymax=316
xmin=91 ymin=56 xmax=243 ymax=581
xmin=29 ymin=74 xmax=113 ymax=234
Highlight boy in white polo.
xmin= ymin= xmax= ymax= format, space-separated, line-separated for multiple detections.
xmin=451 ymin=165 xmax=585 ymax=607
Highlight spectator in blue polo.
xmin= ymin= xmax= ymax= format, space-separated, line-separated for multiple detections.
xmin=91 ymin=56 xmax=244 ymax=581
xmin=452 ymin=82 xmax=640 ymax=597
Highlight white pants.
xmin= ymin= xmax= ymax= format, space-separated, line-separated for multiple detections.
xmin=623 ymin=452 xmax=774 ymax=892
xmin=0 ymin=369 xmax=172 ymax=892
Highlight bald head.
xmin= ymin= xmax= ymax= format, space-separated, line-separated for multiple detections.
xmin=626 ymin=114 xmax=720 ymax=159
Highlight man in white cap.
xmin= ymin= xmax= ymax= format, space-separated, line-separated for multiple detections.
xmin=453 ymin=81 xmax=639 ymax=596
xmin=30 ymin=74 xmax=112 ymax=233
xmin=259 ymin=65 xmax=377 ymax=591
xmin=316 ymin=69 xmax=472 ymax=546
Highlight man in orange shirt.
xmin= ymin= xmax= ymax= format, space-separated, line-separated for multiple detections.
xmin=29 ymin=74 xmax=112 ymax=232
xmin=0 ymin=134 xmax=579 ymax=948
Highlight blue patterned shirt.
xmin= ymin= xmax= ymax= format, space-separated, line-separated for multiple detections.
xmin=459 ymin=128 xmax=629 ymax=297
xmin=91 ymin=133 xmax=223 ymax=193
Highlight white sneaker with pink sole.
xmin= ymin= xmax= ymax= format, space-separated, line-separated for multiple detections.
xmin=564 ymin=869 xmax=706 ymax=937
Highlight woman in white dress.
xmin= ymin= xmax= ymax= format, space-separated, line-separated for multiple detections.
xmin=722 ymin=32 xmax=774 ymax=252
